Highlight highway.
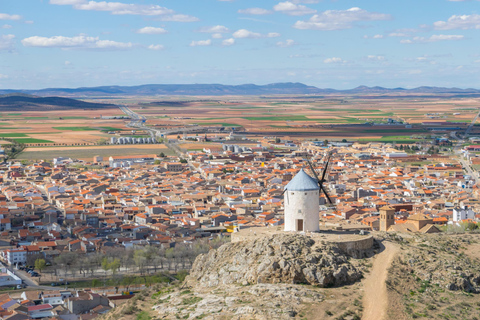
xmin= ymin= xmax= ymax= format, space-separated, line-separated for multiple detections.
xmin=452 ymin=132 xmax=479 ymax=185
xmin=464 ymin=108 xmax=480 ymax=137
xmin=118 ymin=105 xmax=208 ymax=141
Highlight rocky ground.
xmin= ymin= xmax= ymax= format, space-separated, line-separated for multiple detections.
xmin=384 ymin=232 xmax=480 ymax=320
xmin=101 ymin=232 xmax=480 ymax=320
xmin=187 ymin=233 xmax=368 ymax=288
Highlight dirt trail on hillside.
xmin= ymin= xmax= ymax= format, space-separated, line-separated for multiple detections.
xmin=362 ymin=241 xmax=400 ymax=320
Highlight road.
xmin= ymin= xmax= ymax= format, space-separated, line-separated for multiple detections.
xmin=118 ymin=106 xmax=204 ymax=141
xmin=465 ymin=108 xmax=480 ymax=137
xmin=451 ymin=132 xmax=479 ymax=185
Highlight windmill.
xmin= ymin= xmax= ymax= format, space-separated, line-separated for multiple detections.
xmin=305 ymin=153 xmax=334 ymax=205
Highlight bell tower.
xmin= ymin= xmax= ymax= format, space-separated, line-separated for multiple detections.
xmin=379 ymin=206 xmax=395 ymax=231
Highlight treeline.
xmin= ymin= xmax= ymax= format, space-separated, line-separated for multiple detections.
xmin=38 ymin=237 xmax=229 ymax=282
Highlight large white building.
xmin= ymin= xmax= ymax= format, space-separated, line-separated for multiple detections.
xmin=283 ymin=169 xmax=320 ymax=232
xmin=452 ymin=206 xmax=475 ymax=224
xmin=4 ymin=248 xmax=27 ymax=266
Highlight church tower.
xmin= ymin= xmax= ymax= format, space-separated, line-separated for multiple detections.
xmin=379 ymin=206 xmax=395 ymax=231
xmin=284 ymin=169 xmax=320 ymax=232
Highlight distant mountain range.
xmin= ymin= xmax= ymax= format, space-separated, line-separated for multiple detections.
xmin=1 ymin=83 xmax=480 ymax=97
xmin=0 ymin=94 xmax=114 ymax=111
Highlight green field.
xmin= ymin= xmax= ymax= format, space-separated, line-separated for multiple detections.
xmin=99 ymin=126 xmax=125 ymax=131
xmin=358 ymin=135 xmax=417 ymax=144
xmin=24 ymin=117 xmax=49 ymax=119
xmin=12 ymin=138 xmax=54 ymax=143
xmin=0 ymin=133 xmax=29 ymax=137
xmin=53 ymin=126 xmax=96 ymax=131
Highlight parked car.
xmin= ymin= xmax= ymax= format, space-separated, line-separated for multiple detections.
xmin=51 ymin=282 xmax=59 ymax=286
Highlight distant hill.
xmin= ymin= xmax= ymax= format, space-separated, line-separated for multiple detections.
xmin=1 ymin=83 xmax=479 ymax=97
xmin=0 ymin=94 xmax=115 ymax=111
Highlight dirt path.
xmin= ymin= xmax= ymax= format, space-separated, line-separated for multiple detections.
xmin=362 ymin=241 xmax=400 ymax=320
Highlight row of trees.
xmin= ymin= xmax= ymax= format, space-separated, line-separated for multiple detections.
xmin=38 ymin=237 xmax=229 ymax=282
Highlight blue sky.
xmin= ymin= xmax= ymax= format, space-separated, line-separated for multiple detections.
xmin=1 ymin=0 xmax=480 ymax=89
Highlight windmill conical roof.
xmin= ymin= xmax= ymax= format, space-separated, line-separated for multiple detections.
xmin=284 ymin=168 xmax=320 ymax=191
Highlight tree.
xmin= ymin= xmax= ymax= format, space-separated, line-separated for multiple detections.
xmin=179 ymin=158 xmax=187 ymax=164
xmin=34 ymin=259 xmax=46 ymax=272
xmin=342 ymin=139 xmax=347 ymax=143
xmin=154 ymin=160 xmax=161 ymax=165
xmin=110 ymin=258 xmax=121 ymax=276
xmin=324 ymin=139 xmax=329 ymax=146
xmin=275 ymin=137 xmax=281 ymax=143
xmin=159 ymin=152 xmax=166 ymax=157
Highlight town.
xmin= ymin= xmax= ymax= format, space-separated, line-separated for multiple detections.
xmin=0 ymin=131 xmax=478 ymax=319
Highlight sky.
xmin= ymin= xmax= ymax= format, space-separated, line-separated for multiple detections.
xmin=1 ymin=0 xmax=480 ymax=90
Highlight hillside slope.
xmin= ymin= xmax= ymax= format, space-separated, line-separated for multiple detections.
xmin=0 ymin=94 xmax=115 ymax=110
xmin=102 ymin=233 xmax=480 ymax=320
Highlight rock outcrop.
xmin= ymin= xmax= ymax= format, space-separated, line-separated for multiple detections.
xmin=187 ymin=233 xmax=363 ymax=288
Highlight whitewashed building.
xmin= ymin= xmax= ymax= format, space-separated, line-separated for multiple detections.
xmin=283 ymin=169 xmax=320 ymax=232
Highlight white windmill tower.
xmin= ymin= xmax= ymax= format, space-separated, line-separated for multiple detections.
xmin=283 ymin=154 xmax=333 ymax=232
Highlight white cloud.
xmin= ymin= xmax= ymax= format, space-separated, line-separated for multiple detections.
xmin=294 ymin=7 xmax=392 ymax=30
xmin=197 ymin=25 xmax=230 ymax=33
xmin=148 ymin=44 xmax=164 ymax=50
xmin=233 ymin=29 xmax=262 ymax=39
xmin=273 ymin=1 xmax=316 ymax=16
xmin=190 ymin=39 xmax=211 ymax=47
xmin=366 ymin=55 xmax=385 ymax=61
xmin=267 ymin=32 xmax=281 ymax=38
xmin=434 ymin=14 xmax=480 ymax=30
xmin=232 ymin=29 xmax=279 ymax=39
xmin=0 ymin=34 xmax=15 ymax=51
xmin=401 ymin=34 xmax=464 ymax=44
xmin=373 ymin=34 xmax=384 ymax=39
xmin=212 ymin=33 xmax=223 ymax=39
xmin=21 ymin=35 xmax=133 ymax=50
xmin=136 ymin=27 xmax=167 ymax=34
xmin=2 ymin=24 xmax=12 ymax=29
xmin=159 ymin=14 xmax=199 ymax=22
xmin=0 ymin=13 xmax=21 ymax=20
xmin=277 ymin=39 xmax=295 ymax=47
xmin=0 ymin=74 xmax=9 ymax=79
xmin=238 ymin=8 xmax=272 ymax=15
xmin=49 ymin=0 xmax=199 ymax=21
xmin=324 ymin=57 xmax=346 ymax=64
xmin=64 ymin=60 xmax=72 ymax=65
xmin=222 ymin=38 xmax=235 ymax=46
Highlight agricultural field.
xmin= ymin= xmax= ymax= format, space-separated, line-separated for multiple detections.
xmin=116 ymin=94 xmax=480 ymax=141
xmin=2 ymin=93 xmax=480 ymax=162
xmin=0 ymin=109 xmax=130 ymax=146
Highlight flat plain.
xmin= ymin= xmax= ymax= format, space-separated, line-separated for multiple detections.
xmin=2 ymin=93 xmax=479 ymax=160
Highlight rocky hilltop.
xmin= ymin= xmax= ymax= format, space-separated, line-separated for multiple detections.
xmin=187 ymin=233 xmax=365 ymax=288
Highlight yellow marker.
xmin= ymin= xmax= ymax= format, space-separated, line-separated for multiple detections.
xmin=261 ymin=162 xmax=264 ymax=167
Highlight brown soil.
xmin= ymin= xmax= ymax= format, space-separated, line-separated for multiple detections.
xmin=362 ymin=242 xmax=400 ymax=320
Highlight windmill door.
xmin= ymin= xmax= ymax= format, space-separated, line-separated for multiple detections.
xmin=297 ymin=219 xmax=304 ymax=231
